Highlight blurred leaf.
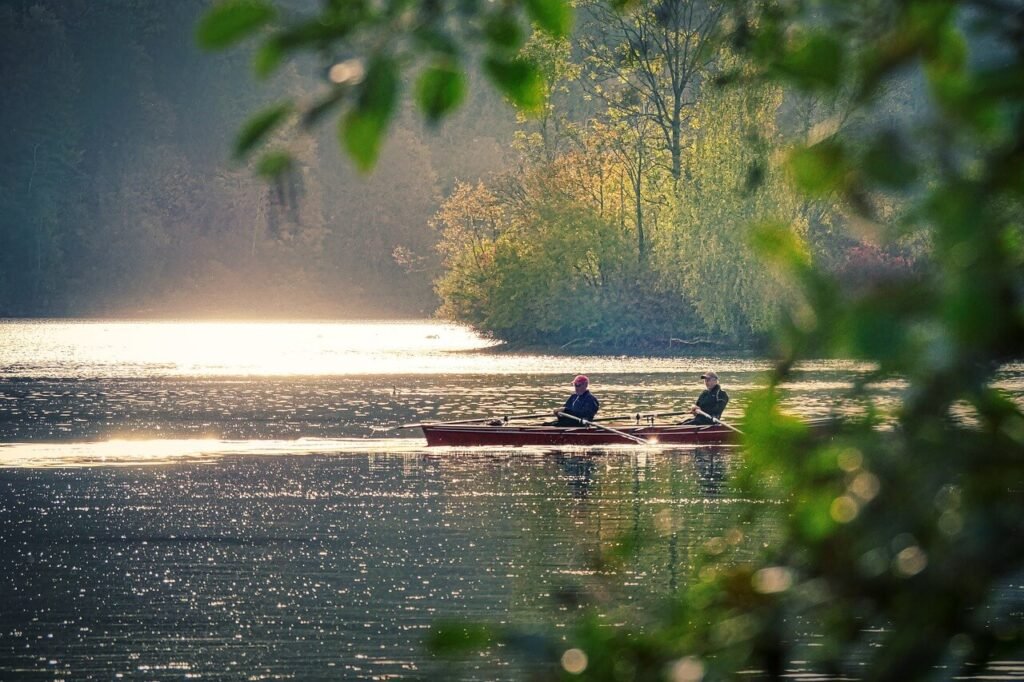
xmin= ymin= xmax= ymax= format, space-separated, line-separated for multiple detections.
xmin=234 ymin=102 xmax=292 ymax=159
xmin=842 ymin=304 xmax=910 ymax=362
xmin=926 ymin=22 xmax=966 ymax=74
xmin=197 ymin=0 xmax=275 ymax=50
xmin=253 ymin=38 xmax=284 ymax=78
xmin=525 ymin=0 xmax=572 ymax=37
xmin=255 ymin=150 xmax=292 ymax=178
xmin=302 ymin=87 xmax=348 ymax=129
xmin=412 ymin=26 xmax=459 ymax=56
xmin=795 ymin=490 xmax=838 ymax=541
xmin=750 ymin=222 xmax=811 ymax=272
xmin=274 ymin=14 xmax=358 ymax=51
xmin=416 ymin=62 xmax=467 ymax=123
xmin=773 ymin=33 xmax=844 ymax=91
xmin=863 ymin=132 xmax=918 ymax=189
xmin=483 ymin=56 xmax=545 ymax=111
xmin=426 ymin=621 xmax=494 ymax=655
xmin=484 ymin=14 xmax=524 ymax=50
xmin=787 ymin=141 xmax=848 ymax=196
xmin=341 ymin=56 xmax=398 ymax=171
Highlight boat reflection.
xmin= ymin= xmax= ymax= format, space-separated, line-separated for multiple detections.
xmin=554 ymin=453 xmax=597 ymax=498
xmin=691 ymin=447 xmax=728 ymax=497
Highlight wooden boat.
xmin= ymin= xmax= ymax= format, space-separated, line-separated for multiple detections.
xmin=421 ymin=422 xmax=739 ymax=447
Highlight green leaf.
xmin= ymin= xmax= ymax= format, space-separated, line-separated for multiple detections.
xmin=787 ymin=140 xmax=848 ymax=195
xmin=341 ymin=57 xmax=399 ymax=171
xmin=750 ymin=222 xmax=811 ymax=272
xmin=524 ymin=0 xmax=572 ymax=37
xmin=774 ymin=33 xmax=844 ymax=91
xmin=483 ymin=14 xmax=524 ymax=50
xmin=412 ymin=26 xmax=459 ymax=56
xmin=302 ymin=87 xmax=348 ymax=129
xmin=863 ymin=132 xmax=918 ymax=189
xmin=253 ymin=38 xmax=284 ymax=78
xmin=483 ymin=56 xmax=545 ymax=111
xmin=197 ymin=0 xmax=275 ymax=50
xmin=255 ymin=151 xmax=292 ymax=178
xmin=416 ymin=63 xmax=467 ymax=123
xmin=234 ymin=102 xmax=292 ymax=159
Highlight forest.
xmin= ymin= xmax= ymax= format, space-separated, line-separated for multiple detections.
xmin=0 ymin=0 xmax=922 ymax=348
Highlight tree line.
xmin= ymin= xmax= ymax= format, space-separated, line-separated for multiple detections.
xmin=429 ymin=2 xmax=928 ymax=349
xmin=2 ymin=0 xmax=923 ymax=349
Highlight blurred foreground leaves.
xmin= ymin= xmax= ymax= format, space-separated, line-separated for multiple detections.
xmin=426 ymin=0 xmax=1024 ymax=680
xmin=200 ymin=0 xmax=1024 ymax=678
xmin=198 ymin=0 xmax=569 ymax=171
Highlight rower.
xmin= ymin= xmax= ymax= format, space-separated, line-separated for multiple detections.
xmin=552 ymin=375 xmax=600 ymax=426
xmin=681 ymin=370 xmax=729 ymax=425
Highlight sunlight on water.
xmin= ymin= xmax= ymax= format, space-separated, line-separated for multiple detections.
xmin=0 ymin=437 xmax=689 ymax=468
xmin=0 ymin=319 xmax=500 ymax=377
xmin=1 ymin=322 xmax=1021 ymax=680
xmin=0 ymin=318 xmax=878 ymax=378
xmin=0 ymin=438 xmax=413 ymax=468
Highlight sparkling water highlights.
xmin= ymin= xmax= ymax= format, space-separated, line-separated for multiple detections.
xmin=1 ymin=320 xmax=1022 ymax=680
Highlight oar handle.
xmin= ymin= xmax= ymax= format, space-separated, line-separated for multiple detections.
xmin=557 ymin=412 xmax=650 ymax=445
xmin=596 ymin=410 xmax=692 ymax=422
xmin=695 ymin=409 xmax=743 ymax=435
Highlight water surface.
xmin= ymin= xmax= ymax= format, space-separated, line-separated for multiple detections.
xmin=1 ymin=320 xmax=1021 ymax=680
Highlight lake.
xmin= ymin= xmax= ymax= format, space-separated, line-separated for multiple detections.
xmin=1 ymin=320 xmax=1021 ymax=680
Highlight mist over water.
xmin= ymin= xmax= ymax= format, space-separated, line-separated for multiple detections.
xmin=1 ymin=321 xmax=1021 ymax=679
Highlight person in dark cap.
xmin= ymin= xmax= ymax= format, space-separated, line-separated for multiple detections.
xmin=683 ymin=371 xmax=729 ymax=425
xmin=552 ymin=374 xmax=600 ymax=426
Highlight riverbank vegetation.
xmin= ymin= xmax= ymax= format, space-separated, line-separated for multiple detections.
xmin=1 ymin=1 xmax=924 ymax=349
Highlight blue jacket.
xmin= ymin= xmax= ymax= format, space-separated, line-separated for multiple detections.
xmin=561 ymin=390 xmax=599 ymax=422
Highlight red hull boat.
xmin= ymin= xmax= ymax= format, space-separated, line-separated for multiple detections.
xmin=421 ymin=423 xmax=739 ymax=447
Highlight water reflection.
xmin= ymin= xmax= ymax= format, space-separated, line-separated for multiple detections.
xmin=0 ymin=449 xmax=747 ymax=680
xmin=554 ymin=453 xmax=597 ymax=498
xmin=692 ymin=447 xmax=728 ymax=497
xmin=2 ymin=321 xmax=1022 ymax=680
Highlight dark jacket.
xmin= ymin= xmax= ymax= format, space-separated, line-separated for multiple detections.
xmin=693 ymin=385 xmax=729 ymax=423
xmin=559 ymin=390 xmax=599 ymax=424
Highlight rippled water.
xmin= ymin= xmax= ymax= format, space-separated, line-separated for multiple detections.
xmin=1 ymin=320 xmax=1021 ymax=680
xmin=0 ymin=450 xmax=759 ymax=680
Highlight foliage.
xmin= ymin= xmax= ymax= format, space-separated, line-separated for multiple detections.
xmin=401 ymin=1 xmax=1024 ymax=680
xmin=197 ymin=0 xmax=574 ymax=171
xmin=665 ymin=56 xmax=807 ymax=339
xmin=577 ymin=0 xmax=726 ymax=183
xmin=433 ymin=127 xmax=703 ymax=348
xmin=430 ymin=1 xmax=1024 ymax=680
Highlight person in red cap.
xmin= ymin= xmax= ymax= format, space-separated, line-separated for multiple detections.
xmin=683 ymin=370 xmax=729 ymax=425
xmin=552 ymin=374 xmax=600 ymax=426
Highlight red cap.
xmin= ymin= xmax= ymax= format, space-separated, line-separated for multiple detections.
xmin=573 ymin=374 xmax=589 ymax=385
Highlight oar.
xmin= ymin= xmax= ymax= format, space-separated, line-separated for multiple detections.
xmin=556 ymin=412 xmax=651 ymax=445
xmin=597 ymin=410 xmax=692 ymax=422
xmin=695 ymin=409 xmax=744 ymax=435
xmin=375 ymin=412 xmax=552 ymax=432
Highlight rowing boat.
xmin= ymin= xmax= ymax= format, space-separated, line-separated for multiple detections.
xmin=421 ymin=422 xmax=739 ymax=447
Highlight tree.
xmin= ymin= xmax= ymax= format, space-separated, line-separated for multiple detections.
xmin=664 ymin=55 xmax=806 ymax=340
xmin=578 ymin=0 xmax=725 ymax=184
